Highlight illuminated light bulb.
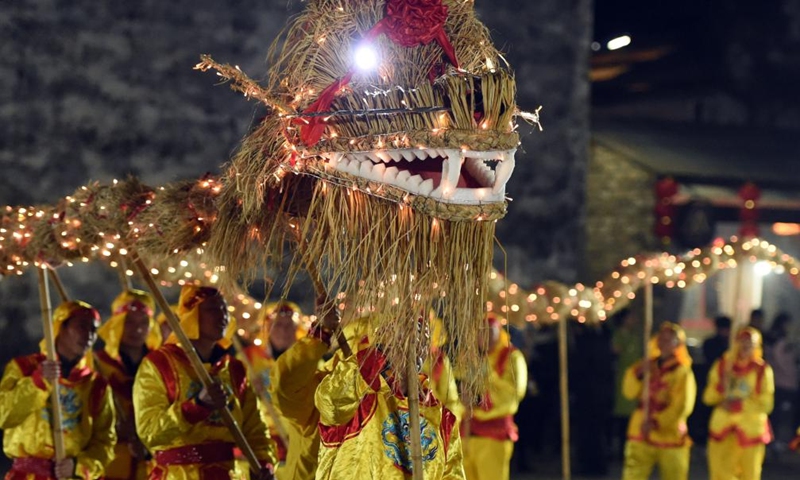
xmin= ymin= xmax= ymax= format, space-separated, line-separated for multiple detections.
xmin=354 ymin=44 xmax=378 ymax=71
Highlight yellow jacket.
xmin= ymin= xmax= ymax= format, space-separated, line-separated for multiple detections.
xmin=424 ymin=349 xmax=463 ymax=422
xmin=270 ymin=336 xmax=331 ymax=480
xmin=622 ymin=356 xmax=696 ymax=447
xmin=467 ymin=342 xmax=527 ymax=442
xmin=94 ymin=349 xmax=152 ymax=480
xmin=315 ymin=346 xmax=465 ymax=479
xmin=242 ymin=344 xmax=289 ymax=462
xmin=0 ymin=353 xmax=116 ymax=479
xmin=703 ymin=355 xmax=774 ymax=446
xmin=133 ymin=344 xmax=277 ymax=479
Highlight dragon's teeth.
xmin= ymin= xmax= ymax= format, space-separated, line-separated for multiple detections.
xmin=418 ymin=179 xmax=435 ymax=196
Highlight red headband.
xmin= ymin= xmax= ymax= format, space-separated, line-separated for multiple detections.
xmin=113 ymin=300 xmax=154 ymax=318
xmin=183 ymin=287 xmax=221 ymax=311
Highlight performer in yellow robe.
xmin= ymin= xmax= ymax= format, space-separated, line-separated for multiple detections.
xmin=621 ymin=322 xmax=696 ymax=480
xmin=314 ymin=328 xmax=465 ymax=479
xmin=704 ymin=327 xmax=774 ymax=480
xmin=133 ymin=285 xmax=276 ymax=480
xmin=269 ymin=300 xmax=343 ymax=480
xmin=1 ymin=300 xmax=116 ymax=479
xmin=424 ymin=314 xmax=463 ymax=422
xmin=462 ymin=314 xmax=527 ymax=480
xmin=95 ymin=289 xmax=163 ymax=480
xmin=242 ymin=301 xmax=303 ymax=465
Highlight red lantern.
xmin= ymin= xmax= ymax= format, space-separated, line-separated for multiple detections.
xmin=738 ymin=182 xmax=760 ymax=238
xmin=654 ymin=177 xmax=679 ymax=244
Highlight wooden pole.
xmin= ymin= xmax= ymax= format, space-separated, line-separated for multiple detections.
xmin=641 ymin=281 xmax=654 ymax=440
xmin=37 ymin=267 xmax=66 ymax=462
xmin=231 ymin=336 xmax=290 ymax=447
xmin=407 ymin=334 xmax=424 ymax=480
xmin=116 ymin=254 xmax=133 ymax=290
xmin=557 ymin=317 xmax=571 ymax=480
xmin=47 ymin=268 xmax=69 ymax=304
xmin=297 ymin=240 xmax=352 ymax=358
xmin=131 ymin=256 xmax=262 ymax=473
xmin=725 ymin=262 xmax=746 ymax=396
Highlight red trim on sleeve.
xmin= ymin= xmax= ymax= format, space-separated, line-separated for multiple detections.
xmin=318 ymin=393 xmax=378 ymax=447
xmin=228 ymin=358 xmax=248 ymax=402
xmin=432 ymin=350 xmax=445 ymax=383
xmin=89 ymin=376 xmax=109 ymax=416
xmin=146 ymin=349 xmax=178 ymax=403
xmin=356 ymin=348 xmax=386 ymax=392
xmin=14 ymin=354 xmax=45 ymax=376
xmin=716 ymin=358 xmax=726 ymax=394
xmin=494 ymin=346 xmax=512 ymax=376
xmin=181 ymin=398 xmax=214 ymax=424
xmin=440 ymin=407 xmax=456 ymax=455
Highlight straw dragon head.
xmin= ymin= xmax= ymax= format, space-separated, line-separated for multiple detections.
xmin=203 ymin=0 xmax=536 ymax=390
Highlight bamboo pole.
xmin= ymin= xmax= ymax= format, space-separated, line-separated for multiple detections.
xmin=231 ymin=335 xmax=290 ymax=447
xmin=407 ymin=333 xmax=424 ymax=480
xmin=37 ymin=267 xmax=66 ymax=462
xmin=47 ymin=268 xmax=69 ymax=304
xmin=116 ymin=254 xmax=132 ymax=290
xmin=295 ymin=239 xmax=352 ymax=358
xmin=725 ymin=262 xmax=746 ymax=396
xmin=131 ymin=256 xmax=262 ymax=473
xmin=557 ymin=317 xmax=571 ymax=480
xmin=641 ymin=281 xmax=654 ymax=440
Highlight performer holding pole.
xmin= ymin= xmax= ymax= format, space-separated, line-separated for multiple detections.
xmin=704 ymin=327 xmax=774 ymax=480
xmin=132 ymin=258 xmax=276 ymax=479
xmin=462 ymin=314 xmax=527 ymax=480
xmin=41 ymin=268 xmax=67 ymax=464
xmin=314 ymin=318 xmax=464 ymax=479
xmin=95 ymin=289 xmax=162 ymax=480
xmin=621 ymin=322 xmax=696 ymax=480
xmin=269 ymin=296 xmax=341 ymax=480
xmin=1 ymin=271 xmax=116 ymax=479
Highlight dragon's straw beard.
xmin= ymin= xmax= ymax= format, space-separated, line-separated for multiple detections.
xmin=288 ymin=181 xmax=495 ymax=399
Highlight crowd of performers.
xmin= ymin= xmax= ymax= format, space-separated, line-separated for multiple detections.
xmin=0 ymin=285 xmax=525 ymax=480
xmin=1 ymin=284 xmax=798 ymax=480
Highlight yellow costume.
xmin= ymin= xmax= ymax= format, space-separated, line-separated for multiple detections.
xmin=95 ymin=290 xmax=162 ymax=480
xmin=426 ymin=349 xmax=463 ymax=423
xmin=133 ymin=286 xmax=276 ymax=479
xmin=704 ymin=327 xmax=774 ymax=480
xmin=241 ymin=300 xmax=304 ymax=465
xmin=315 ymin=340 xmax=465 ymax=479
xmin=1 ymin=301 xmax=116 ymax=479
xmin=270 ymin=327 xmax=333 ymax=480
xmin=424 ymin=315 xmax=463 ymax=422
xmin=621 ymin=323 xmax=696 ymax=480
xmin=462 ymin=326 xmax=527 ymax=480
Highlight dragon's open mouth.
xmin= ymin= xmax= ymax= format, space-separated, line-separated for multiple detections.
xmin=320 ymin=148 xmax=515 ymax=204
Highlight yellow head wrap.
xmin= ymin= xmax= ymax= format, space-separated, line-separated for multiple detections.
xmin=253 ymin=300 xmax=304 ymax=345
xmin=728 ymin=326 xmax=763 ymax=362
xmin=430 ymin=310 xmax=447 ymax=349
xmin=97 ymin=289 xmax=161 ymax=358
xmin=156 ymin=304 xmax=179 ymax=325
xmin=42 ymin=301 xmax=101 ymax=365
xmin=167 ymin=285 xmax=233 ymax=348
xmin=649 ymin=322 xmax=692 ymax=366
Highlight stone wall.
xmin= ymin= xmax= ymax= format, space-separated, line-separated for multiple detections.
xmin=585 ymin=140 xmax=656 ymax=282
xmin=483 ymin=0 xmax=593 ymax=287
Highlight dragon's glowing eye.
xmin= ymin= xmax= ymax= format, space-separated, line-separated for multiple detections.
xmin=354 ymin=44 xmax=378 ymax=71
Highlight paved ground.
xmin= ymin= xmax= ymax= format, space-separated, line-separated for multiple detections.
xmin=511 ymin=447 xmax=800 ymax=480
